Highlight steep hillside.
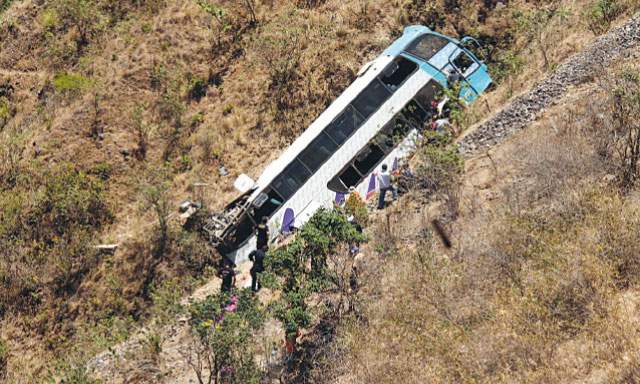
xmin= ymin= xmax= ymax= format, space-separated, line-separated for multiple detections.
xmin=1 ymin=0 xmax=639 ymax=382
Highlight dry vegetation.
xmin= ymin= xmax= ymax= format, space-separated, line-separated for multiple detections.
xmin=324 ymin=63 xmax=640 ymax=383
xmin=0 ymin=0 xmax=638 ymax=381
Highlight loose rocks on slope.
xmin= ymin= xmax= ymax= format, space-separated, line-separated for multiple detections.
xmin=459 ymin=14 xmax=640 ymax=155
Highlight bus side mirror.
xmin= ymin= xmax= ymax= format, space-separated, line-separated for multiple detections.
xmin=234 ymin=174 xmax=256 ymax=193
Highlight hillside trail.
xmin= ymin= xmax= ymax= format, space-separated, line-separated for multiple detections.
xmin=87 ymin=13 xmax=640 ymax=383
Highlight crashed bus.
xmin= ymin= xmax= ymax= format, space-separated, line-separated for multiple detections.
xmin=205 ymin=25 xmax=493 ymax=263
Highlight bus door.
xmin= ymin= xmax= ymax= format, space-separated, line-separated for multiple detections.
xmin=459 ymin=37 xmax=492 ymax=95
xmin=447 ymin=39 xmax=492 ymax=103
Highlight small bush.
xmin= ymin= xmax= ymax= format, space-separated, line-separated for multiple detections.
xmin=344 ymin=192 xmax=368 ymax=226
xmin=53 ymin=72 xmax=92 ymax=94
xmin=185 ymin=290 xmax=264 ymax=383
xmin=90 ymin=162 xmax=111 ymax=181
xmin=0 ymin=338 xmax=7 ymax=380
xmin=187 ymin=77 xmax=207 ymax=101
xmin=41 ymin=8 xmax=59 ymax=30
xmin=586 ymin=0 xmax=623 ymax=35
xmin=0 ymin=96 xmax=14 ymax=129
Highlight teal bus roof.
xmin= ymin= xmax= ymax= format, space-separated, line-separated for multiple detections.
xmin=383 ymin=25 xmax=432 ymax=57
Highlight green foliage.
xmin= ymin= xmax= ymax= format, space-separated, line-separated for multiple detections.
xmin=150 ymin=279 xmax=184 ymax=324
xmin=35 ymin=162 xmax=111 ymax=235
xmin=585 ymin=0 xmax=623 ymax=35
xmin=53 ymin=72 xmax=92 ymax=94
xmin=142 ymin=331 xmax=162 ymax=357
xmin=41 ymin=8 xmax=60 ymax=30
xmin=264 ymin=208 xmax=366 ymax=341
xmin=0 ymin=162 xmax=112 ymax=314
xmin=597 ymin=68 xmax=640 ymax=189
xmin=51 ymin=0 xmax=104 ymax=48
xmin=0 ymin=96 xmax=14 ymax=129
xmin=187 ymin=290 xmax=264 ymax=383
xmin=89 ymin=162 xmax=111 ymax=181
xmin=415 ymin=132 xmax=463 ymax=194
xmin=176 ymin=231 xmax=214 ymax=274
xmin=0 ymin=0 xmax=11 ymax=14
xmin=0 ymin=338 xmax=7 ymax=380
xmin=187 ymin=77 xmax=207 ymax=101
xmin=55 ymin=365 xmax=101 ymax=384
xmin=491 ymin=50 xmax=525 ymax=85
xmin=139 ymin=166 xmax=172 ymax=256
xmin=254 ymin=20 xmax=304 ymax=126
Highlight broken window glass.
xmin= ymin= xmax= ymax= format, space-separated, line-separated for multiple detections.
xmin=325 ymin=105 xmax=363 ymax=145
xmin=298 ymin=132 xmax=338 ymax=173
xmin=453 ymin=51 xmax=475 ymax=74
xmin=401 ymin=99 xmax=429 ymax=129
xmin=372 ymin=124 xmax=396 ymax=154
xmin=406 ymin=34 xmax=450 ymax=61
xmin=252 ymin=188 xmax=284 ymax=220
xmin=352 ymin=79 xmax=392 ymax=120
xmin=384 ymin=116 xmax=412 ymax=142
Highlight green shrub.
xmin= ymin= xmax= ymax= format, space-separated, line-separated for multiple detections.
xmin=53 ymin=73 xmax=92 ymax=94
xmin=0 ymin=0 xmax=12 ymax=14
xmin=187 ymin=77 xmax=207 ymax=101
xmin=0 ymin=338 xmax=7 ymax=380
xmin=56 ymin=365 xmax=101 ymax=384
xmin=415 ymin=133 xmax=464 ymax=194
xmin=41 ymin=8 xmax=59 ymax=30
xmin=0 ymin=96 xmax=13 ymax=129
xmin=586 ymin=0 xmax=623 ymax=35
xmin=90 ymin=162 xmax=111 ymax=181
xmin=187 ymin=290 xmax=264 ymax=383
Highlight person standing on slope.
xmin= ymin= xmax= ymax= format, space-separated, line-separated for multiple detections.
xmin=376 ymin=164 xmax=397 ymax=210
xmin=256 ymin=216 xmax=270 ymax=251
xmin=219 ymin=259 xmax=236 ymax=293
xmin=249 ymin=246 xmax=266 ymax=293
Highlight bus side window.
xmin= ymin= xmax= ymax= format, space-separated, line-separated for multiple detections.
xmin=373 ymin=125 xmax=395 ymax=153
xmin=414 ymin=79 xmax=443 ymax=114
xmin=325 ymin=105 xmax=363 ymax=145
xmin=389 ymin=117 xmax=412 ymax=142
xmin=272 ymin=159 xmax=311 ymax=201
xmin=406 ymin=34 xmax=450 ymax=61
xmin=298 ymin=132 xmax=338 ymax=173
xmin=353 ymin=144 xmax=385 ymax=176
xmin=401 ymin=100 xmax=428 ymax=129
xmin=351 ymin=79 xmax=392 ymax=120
xmin=379 ymin=57 xmax=418 ymax=90
xmin=339 ymin=165 xmax=362 ymax=189
xmin=253 ymin=188 xmax=284 ymax=220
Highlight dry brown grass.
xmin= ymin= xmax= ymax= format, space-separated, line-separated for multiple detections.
xmin=0 ymin=0 xmax=637 ymax=380
xmin=325 ymin=61 xmax=640 ymax=384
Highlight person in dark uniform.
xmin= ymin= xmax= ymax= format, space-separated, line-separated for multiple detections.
xmin=256 ymin=216 xmax=269 ymax=250
xmin=249 ymin=246 xmax=266 ymax=292
xmin=219 ymin=259 xmax=236 ymax=293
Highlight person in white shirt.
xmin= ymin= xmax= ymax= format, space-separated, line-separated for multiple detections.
xmin=376 ymin=164 xmax=397 ymax=209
